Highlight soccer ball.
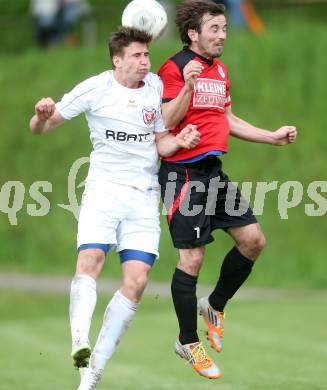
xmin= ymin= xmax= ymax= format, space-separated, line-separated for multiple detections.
xmin=122 ymin=0 xmax=168 ymax=40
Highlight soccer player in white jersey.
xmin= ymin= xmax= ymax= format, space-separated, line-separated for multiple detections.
xmin=29 ymin=27 xmax=200 ymax=390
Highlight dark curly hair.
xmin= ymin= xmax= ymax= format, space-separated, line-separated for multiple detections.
xmin=175 ymin=0 xmax=226 ymax=45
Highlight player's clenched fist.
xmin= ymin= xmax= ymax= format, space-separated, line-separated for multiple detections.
xmin=35 ymin=97 xmax=56 ymax=121
xmin=183 ymin=60 xmax=204 ymax=89
xmin=176 ymin=124 xmax=201 ymax=149
xmin=272 ymin=125 xmax=297 ymax=146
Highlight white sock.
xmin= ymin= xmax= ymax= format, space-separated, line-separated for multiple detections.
xmin=90 ymin=290 xmax=139 ymax=370
xmin=70 ymin=274 xmax=97 ymax=349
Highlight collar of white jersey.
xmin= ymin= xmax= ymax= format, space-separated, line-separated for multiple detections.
xmin=110 ymin=70 xmax=148 ymax=93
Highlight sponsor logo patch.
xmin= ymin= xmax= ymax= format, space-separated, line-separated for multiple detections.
xmin=105 ymin=130 xmax=151 ymax=142
xmin=193 ymin=78 xmax=227 ymax=109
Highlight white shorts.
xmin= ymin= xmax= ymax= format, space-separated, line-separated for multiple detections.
xmin=77 ymin=180 xmax=161 ymax=257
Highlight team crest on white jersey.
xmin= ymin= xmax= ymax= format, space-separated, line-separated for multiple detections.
xmin=218 ymin=65 xmax=225 ymax=79
xmin=142 ymin=107 xmax=156 ymax=126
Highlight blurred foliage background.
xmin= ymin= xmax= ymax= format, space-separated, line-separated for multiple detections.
xmin=0 ymin=0 xmax=326 ymax=288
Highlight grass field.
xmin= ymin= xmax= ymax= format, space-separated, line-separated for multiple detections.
xmin=1 ymin=5 xmax=326 ymax=389
xmin=1 ymin=289 xmax=327 ymax=390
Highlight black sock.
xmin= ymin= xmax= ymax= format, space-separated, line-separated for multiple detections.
xmin=209 ymin=246 xmax=254 ymax=312
xmin=171 ymin=268 xmax=199 ymax=345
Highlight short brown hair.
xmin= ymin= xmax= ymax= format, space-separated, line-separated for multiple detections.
xmin=108 ymin=27 xmax=152 ymax=67
xmin=175 ymin=0 xmax=226 ymax=45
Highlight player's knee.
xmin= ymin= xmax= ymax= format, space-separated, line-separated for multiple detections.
xmin=124 ymin=273 xmax=148 ymax=298
xmin=134 ymin=273 xmax=148 ymax=292
xmin=180 ymin=262 xmax=201 ymax=276
xmin=76 ymin=249 xmax=105 ymax=277
xmin=178 ymin=248 xmax=205 ymax=276
xmin=256 ymin=232 xmax=266 ymax=252
xmin=240 ymin=231 xmax=266 ymax=260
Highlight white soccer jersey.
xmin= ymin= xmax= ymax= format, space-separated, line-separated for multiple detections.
xmin=56 ymin=70 xmax=167 ymax=191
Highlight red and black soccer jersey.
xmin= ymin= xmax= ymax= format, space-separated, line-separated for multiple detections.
xmin=158 ymin=48 xmax=232 ymax=162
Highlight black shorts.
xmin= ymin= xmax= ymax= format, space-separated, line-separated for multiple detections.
xmin=159 ymin=157 xmax=257 ymax=249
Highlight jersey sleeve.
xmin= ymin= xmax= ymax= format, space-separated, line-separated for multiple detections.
xmin=56 ymin=76 xmax=98 ymax=120
xmin=154 ymin=77 xmax=168 ymax=133
xmin=158 ymin=60 xmax=184 ymax=103
xmin=225 ymin=74 xmax=232 ymax=107
xmin=154 ymin=109 xmax=167 ymax=133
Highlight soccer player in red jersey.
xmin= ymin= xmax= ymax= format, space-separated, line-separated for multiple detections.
xmin=157 ymin=0 xmax=297 ymax=378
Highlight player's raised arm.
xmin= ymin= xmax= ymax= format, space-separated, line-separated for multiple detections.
xmin=155 ymin=124 xmax=200 ymax=157
xmin=30 ymin=97 xmax=65 ymax=134
xmin=159 ymin=60 xmax=203 ymax=130
xmin=226 ymin=106 xmax=297 ymax=146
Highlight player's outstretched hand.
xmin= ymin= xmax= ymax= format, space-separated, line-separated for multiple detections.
xmin=183 ymin=60 xmax=204 ymax=90
xmin=35 ymin=97 xmax=56 ymax=121
xmin=176 ymin=124 xmax=201 ymax=149
xmin=272 ymin=126 xmax=297 ymax=146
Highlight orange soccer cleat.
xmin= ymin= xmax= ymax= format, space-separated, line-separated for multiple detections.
xmin=174 ymin=339 xmax=222 ymax=379
xmin=198 ymin=297 xmax=224 ymax=353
